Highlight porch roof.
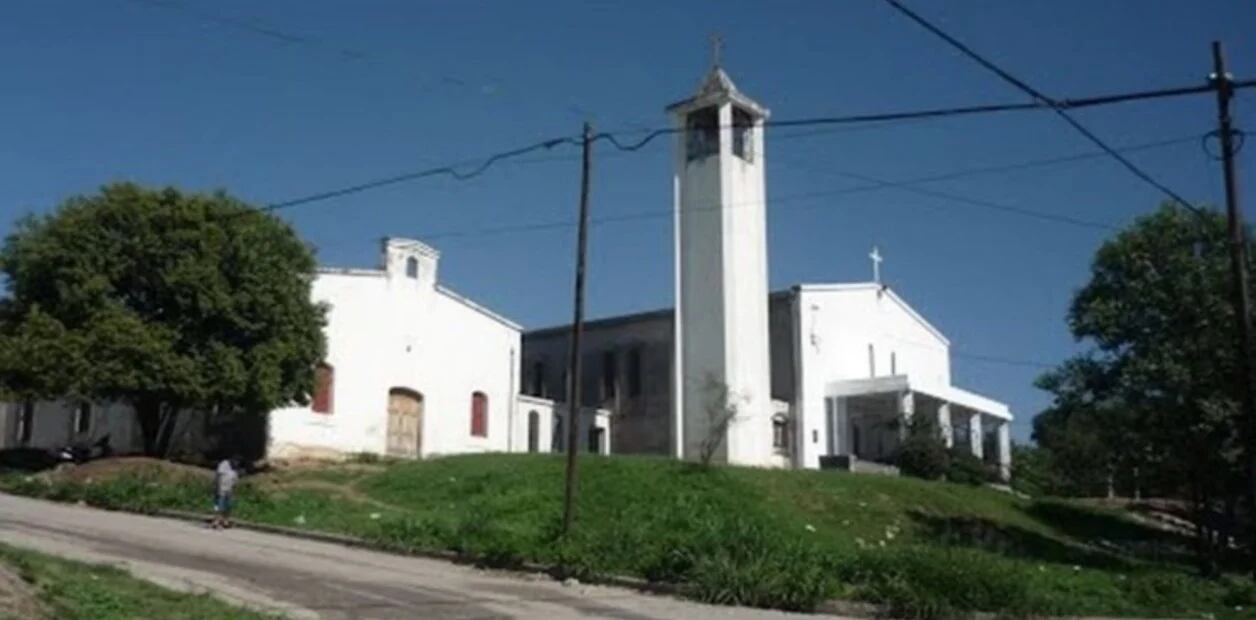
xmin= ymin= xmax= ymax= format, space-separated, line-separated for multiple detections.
xmin=825 ymin=375 xmax=1012 ymax=421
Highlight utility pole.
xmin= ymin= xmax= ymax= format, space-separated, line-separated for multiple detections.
xmin=1210 ymin=41 xmax=1256 ymax=573
xmin=562 ymin=122 xmax=593 ymax=536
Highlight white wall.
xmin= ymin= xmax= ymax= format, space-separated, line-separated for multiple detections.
xmin=269 ymin=238 xmax=522 ymax=460
xmin=792 ymin=285 xmax=952 ymax=469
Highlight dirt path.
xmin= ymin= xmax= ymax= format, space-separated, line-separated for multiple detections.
xmin=0 ymin=493 xmax=849 ymax=620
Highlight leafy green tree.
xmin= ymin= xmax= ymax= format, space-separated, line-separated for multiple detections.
xmin=0 ymin=183 xmax=326 ymax=456
xmin=1035 ymin=203 xmax=1253 ymax=575
xmin=1031 ymin=358 xmax=1127 ymax=497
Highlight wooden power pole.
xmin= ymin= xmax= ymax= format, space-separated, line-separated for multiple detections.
xmin=562 ymin=123 xmax=593 ymax=535
xmin=1210 ymin=41 xmax=1256 ymax=571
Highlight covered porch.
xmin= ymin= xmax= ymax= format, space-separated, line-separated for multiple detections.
xmin=822 ymin=376 xmax=1012 ymax=480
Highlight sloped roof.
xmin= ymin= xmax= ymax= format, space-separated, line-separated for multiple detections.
xmin=665 ymin=66 xmax=769 ymax=118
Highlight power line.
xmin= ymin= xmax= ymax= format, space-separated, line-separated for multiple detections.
xmin=122 ymin=0 xmax=598 ymax=120
xmin=593 ymin=80 xmax=1256 ymax=155
xmin=262 ymin=136 xmax=581 ymax=212
xmin=594 ymin=100 xmax=1049 ymax=152
xmin=881 ymin=0 xmax=1199 ymax=211
xmin=419 ymin=133 xmax=1196 ymax=243
xmin=258 ymin=74 xmax=1248 ymax=215
xmin=801 ymin=165 xmax=1118 ymax=231
xmin=953 ymin=351 xmax=1055 ymax=370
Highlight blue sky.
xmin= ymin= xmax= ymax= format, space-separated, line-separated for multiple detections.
xmin=3 ymin=1 xmax=1254 ymax=441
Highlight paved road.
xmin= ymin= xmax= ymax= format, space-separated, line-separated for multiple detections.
xmin=0 ymin=493 xmax=849 ymax=619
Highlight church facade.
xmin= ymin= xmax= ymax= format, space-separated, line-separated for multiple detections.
xmin=522 ymin=65 xmax=1012 ymax=476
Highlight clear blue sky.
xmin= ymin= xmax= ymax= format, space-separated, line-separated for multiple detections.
xmin=3 ymin=1 xmax=1255 ymax=441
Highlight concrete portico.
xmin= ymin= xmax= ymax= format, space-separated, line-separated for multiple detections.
xmin=824 ymin=375 xmax=1012 ymax=480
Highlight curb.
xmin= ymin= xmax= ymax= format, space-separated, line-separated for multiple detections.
xmin=150 ymin=509 xmax=679 ymax=597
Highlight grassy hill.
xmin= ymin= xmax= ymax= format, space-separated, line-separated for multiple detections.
xmin=3 ymin=453 xmax=1254 ymax=619
xmin=0 ymin=544 xmax=283 ymax=620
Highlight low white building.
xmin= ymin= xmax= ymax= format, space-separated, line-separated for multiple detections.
xmin=269 ymin=237 xmax=610 ymax=460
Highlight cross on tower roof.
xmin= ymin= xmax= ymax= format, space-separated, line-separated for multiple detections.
xmin=711 ymin=34 xmax=723 ymax=69
xmin=870 ymin=246 xmax=884 ymax=285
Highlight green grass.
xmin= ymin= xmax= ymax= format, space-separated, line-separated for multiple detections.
xmin=3 ymin=454 xmax=1254 ymax=619
xmin=0 ymin=544 xmax=283 ymax=620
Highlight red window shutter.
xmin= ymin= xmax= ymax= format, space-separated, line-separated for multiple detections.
xmin=471 ymin=392 xmax=488 ymax=437
xmin=313 ymin=363 xmax=334 ymax=414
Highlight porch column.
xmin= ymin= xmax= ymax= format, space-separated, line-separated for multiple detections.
xmin=996 ymin=420 xmax=1011 ymax=481
xmin=937 ymin=403 xmax=953 ymax=448
xmin=968 ymin=412 xmax=984 ymax=459
xmin=898 ymin=391 xmax=915 ymax=438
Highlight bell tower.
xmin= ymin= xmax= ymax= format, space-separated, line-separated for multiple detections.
xmin=668 ymin=56 xmax=774 ymax=466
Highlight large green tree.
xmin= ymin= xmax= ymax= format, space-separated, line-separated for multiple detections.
xmin=0 ymin=183 xmax=326 ymax=456
xmin=1034 ymin=203 xmax=1253 ymax=574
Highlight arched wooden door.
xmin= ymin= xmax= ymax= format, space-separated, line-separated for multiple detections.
xmin=387 ymin=388 xmax=423 ymax=458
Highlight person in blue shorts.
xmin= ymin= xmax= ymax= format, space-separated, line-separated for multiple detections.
xmin=212 ymin=457 xmax=239 ymax=530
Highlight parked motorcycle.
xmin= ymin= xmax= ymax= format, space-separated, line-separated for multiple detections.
xmin=54 ymin=434 xmax=113 ymax=465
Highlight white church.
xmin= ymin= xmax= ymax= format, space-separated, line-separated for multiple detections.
xmin=0 ymin=63 xmax=1011 ymax=476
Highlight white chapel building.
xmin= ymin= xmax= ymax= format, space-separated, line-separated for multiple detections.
xmin=266 ymin=238 xmax=611 ymax=460
xmin=0 ymin=62 xmax=1010 ymax=476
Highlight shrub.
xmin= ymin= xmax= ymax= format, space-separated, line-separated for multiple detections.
xmin=947 ymin=449 xmax=996 ymax=486
xmin=897 ymin=416 xmax=949 ymax=481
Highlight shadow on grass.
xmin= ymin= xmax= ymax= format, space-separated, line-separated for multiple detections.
xmin=1024 ymin=501 xmax=1197 ymax=567
xmin=909 ymin=498 xmax=1205 ymax=571
xmin=908 ymin=510 xmax=1136 ymax=570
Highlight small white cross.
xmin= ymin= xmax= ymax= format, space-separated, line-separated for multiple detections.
xmin=869 ymin=246 xmax=883 ymax=285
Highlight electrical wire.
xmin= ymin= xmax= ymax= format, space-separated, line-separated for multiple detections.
xmin=419 ymin=133 xmax=1197 ymax=243
xmin=881 ymin=0 xmax=1200 ymax=212
xmin=262 ymin=136 xmax=581 ymax=212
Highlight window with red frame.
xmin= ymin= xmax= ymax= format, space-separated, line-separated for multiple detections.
xmin=313 ymin=363 xmax=334 ymax=414
xmin=470 ymin=391 xmax=488 ymax=437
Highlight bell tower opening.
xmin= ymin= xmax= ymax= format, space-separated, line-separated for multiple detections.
xmin=685 ymin=106 xmax=719 ymax=162
xmin=732 ymin=106 xmax=754 ymax=161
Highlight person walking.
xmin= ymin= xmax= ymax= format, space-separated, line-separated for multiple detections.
xmin=212 ymin=457 xmax=239 ymax=530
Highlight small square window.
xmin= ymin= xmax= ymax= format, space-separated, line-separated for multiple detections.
xmin=601 ymin=351 xmax=617 ymax=400
xmin=772 ymin=416 xmax=789 ymax=451
xmin=74 ymin=402 xmax=91 ymax=434
xmin=17 ymin=402 xmax=34 ymax=445
xmin=627 ymin=348 xmax=643 ymax=397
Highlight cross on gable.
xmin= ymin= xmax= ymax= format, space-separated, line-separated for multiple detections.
xmin=869 ymin=246 xmax=884 ymax=285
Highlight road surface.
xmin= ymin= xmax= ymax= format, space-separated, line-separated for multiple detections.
xmin=0 ymin=493 xmax=849 ymax=619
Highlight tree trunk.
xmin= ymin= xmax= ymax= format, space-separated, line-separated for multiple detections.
xmin=1193 ymin=486 xmax=1219 ymax=577
xmin=135 ymin=399 xmax=177 ymax=457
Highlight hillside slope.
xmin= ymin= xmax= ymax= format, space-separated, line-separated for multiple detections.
xmin=4 ymin=454 xmax=1253 ymax=618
